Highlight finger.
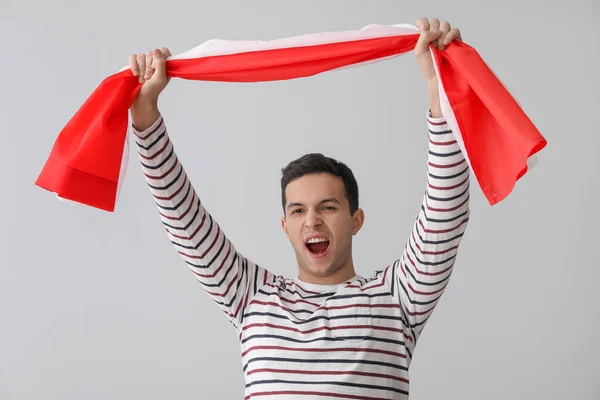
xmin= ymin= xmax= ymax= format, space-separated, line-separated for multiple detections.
xmin=437 ymin=21 xmax=452 ymax=50
xmin=159 ymin=48 xmax=172 ymax=83
xmin=145 ymin=51 xmax=154 ymax=79
xmin=429 ymin=18 xmax=440 ymax=32
xmin=160 ymin=47 xmax=172 ymax=58
xmin=137 ymin=54 xmax=146 ymax=82
xmin=416 ymin=17 xmax=430 ymax=31
xmin=129 ymin=54 xmax=139 ymax=76
xmin=415 ymin=29 xmax=442 ymax=53
xmin=443 ymin=28 xmax=462 ymax=45
xmin=153 ymin=48 xmax=166 ymax=80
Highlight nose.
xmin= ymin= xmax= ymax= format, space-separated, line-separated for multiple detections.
xmin=304 ymin=209 xmax=322 ymax=228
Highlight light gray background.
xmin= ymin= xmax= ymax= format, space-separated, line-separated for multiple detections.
xmin=2 ymin=0 xmax=599 ymax=399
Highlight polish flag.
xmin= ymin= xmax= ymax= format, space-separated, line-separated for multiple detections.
xmin=35 ymin=23 xmax=546 ymax=212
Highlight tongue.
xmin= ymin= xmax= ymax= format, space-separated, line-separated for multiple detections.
xmin=307 ymin=241 xmax=329 ymax=254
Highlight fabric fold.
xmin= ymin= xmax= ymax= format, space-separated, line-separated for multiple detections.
xmin=35 ymin=23 xmax=546 ymax=212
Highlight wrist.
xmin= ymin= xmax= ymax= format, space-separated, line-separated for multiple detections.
xmin=130 ymin=99 xmax=160 ymax=132
xmin=427 ymin=79 xmax=443 ymax=118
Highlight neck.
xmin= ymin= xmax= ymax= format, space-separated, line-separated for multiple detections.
xmin=297 ymin=257 xmax=357 ymax=285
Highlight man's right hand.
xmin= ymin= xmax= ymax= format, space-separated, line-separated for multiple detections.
xmin=129 ymin=47 xmax=172 ymax=130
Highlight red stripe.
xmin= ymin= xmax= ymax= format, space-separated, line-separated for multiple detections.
xmin=159 ymin=190 xmax=197 ymax=220
xmin=204 ymin=267 xmax=237 ymax=298
xmin=144 ymin=158 xmax=178 ymax=180
xmin=153 ymin=176 xmax=187 ymax=201
xmin=408 ymin=280 xmax=447 ymax=296
xmin=428 ymin=176 xmax=468 ymax=190
xmin=427 ymin=119 xmax=447 ymax=126
xmin=401 ymin=261 xmax=448 ymax=296
xmin=411 ymin=231 xmax=458 ymax=256
xmin=405 ymin=247 xmax=455 ymax=277
xmin=418 ymin=217 xmax=469 ymax=234
xmin=404 ymin=303 xmax=436 ymax=317
xmin=246 ymin=368 xmax=409 ymax=384
xmin=249 ymin=300 xmax=399 ymax=315
xmin=191 ymin=242 xmax=232 ymax=278
xmin=135 ymin=117 xmax=164 ymax=140
xmin=172 ymin=223 xmax=221 ymax=259
xmin=166 ymin=205 xmax=207 ymax=242
xmin=242 ymin=322 xmax=403 ymax=335
xmin=429 ymin=138 xmax=457 ymax=146
xmin=428 ymin=159 xmax=466 ymax=169
xmin=200 ymin=225 xmax=222 ymax=259
xmin=426 ymin=195 xmax=469 ymax=212
xmin=138 ymin=137 xmax=171 ymax=160
xmin=293 ymin=283 xmax=322 ymax=295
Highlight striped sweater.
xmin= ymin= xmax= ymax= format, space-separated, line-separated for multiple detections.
xmin=132 ymin=111 xmax=470 ymax=399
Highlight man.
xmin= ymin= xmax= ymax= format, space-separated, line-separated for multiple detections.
xmin=129 ymin=17 xmax=469 ymax=399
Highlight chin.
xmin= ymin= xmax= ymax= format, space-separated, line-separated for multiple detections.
xmin=301 ymin=257 xmax=341 ymax=278
xmin=304 ymin=264 xmax=335 ymax=277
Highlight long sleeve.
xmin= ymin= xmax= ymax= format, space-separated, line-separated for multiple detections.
xmin=132 ymin=114 xmax=274 ymax=329
xmin=385 ymin=110 xmax=470 ymax=346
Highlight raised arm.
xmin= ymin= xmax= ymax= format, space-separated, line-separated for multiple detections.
xmin=129 ymin=48 xmax=273 ymax=329
xmin=384 ymin=18 xmax=470 ymax=346
xmin=384 ymin=109 xmax=470 ymax=344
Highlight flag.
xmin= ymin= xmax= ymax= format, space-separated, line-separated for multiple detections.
xmin=35 ymin=23 xmax=546 ymax=212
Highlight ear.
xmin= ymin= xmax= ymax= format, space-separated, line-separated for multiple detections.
xmin=281 ymin=216 xmax=289 ymax=237
xmin=351 ymin=208 xmax=365 ymax=235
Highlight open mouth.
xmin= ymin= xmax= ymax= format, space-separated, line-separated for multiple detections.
xmin=305 ymin=236 xmax=330 ymax=256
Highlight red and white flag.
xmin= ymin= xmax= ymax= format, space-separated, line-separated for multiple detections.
xmin=35 ymin=23 xmax=547 ymax=212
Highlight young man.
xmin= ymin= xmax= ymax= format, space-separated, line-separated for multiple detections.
xmin=129 ymin=17 xmax=469 ymax=400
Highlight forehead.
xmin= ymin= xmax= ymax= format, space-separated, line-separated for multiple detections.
xmin=285 ymin=173 xmax=346 ymax=204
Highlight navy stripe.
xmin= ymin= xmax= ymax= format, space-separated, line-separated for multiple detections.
xmin=147 ymin=164 xmax=184 ymax=190
xmin=132 ymin=117 xmax=164 ymax=140
xmin=136 ymin=131 xmax=166 ymax=151
xmin=155 ymin=181 xmax=191 ymax=211
xmin=245 ymin=379 xmax=408 ymax=396
xmin=429 ymin=166 xmax=469 ymax=180
xmin=243 ymin=357 xmax=408 ymax=373
xmin=397 ymin=276 xmax=443 ymax=309
xmin=428 ymin=149 xmax=462 ymax=157
xmin=162 ymin=198 xmax=201 ymax=231
xmin=421 ymin=206 xmax=468 ymax=223
xmin=401 ymin=258 xmax=452 ymax=288
xmin=427 ymin=186 xmax=469 ymax=202
xmin=140 ymin=147 xmax=174 ymax=170
xmin=428 ymin=128 xmax=453 ymax=135
xmin=242 ymin=311 xmax=405 ymax=325
xmin=168 ymin=215 xmax=214 ymax=250
xmin=415 ymin=229 xmax=464 ymax=245
xmin=241 ymin=334 xmax=406 ymax=347
xmin=407 ymin=242 xmax=457 ymax=267
xmin=327 ymin=292 xmax=392 ymax=301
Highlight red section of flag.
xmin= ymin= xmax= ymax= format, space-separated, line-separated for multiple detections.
xmin=35 ymin=30 xmax=545 ymax=212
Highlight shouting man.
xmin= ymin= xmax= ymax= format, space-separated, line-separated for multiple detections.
xmin=129 ymin=17 xmax=469 ymax=400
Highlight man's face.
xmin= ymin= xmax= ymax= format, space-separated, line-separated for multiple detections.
xmin=281 ymin=173 xmax=364 ymax=283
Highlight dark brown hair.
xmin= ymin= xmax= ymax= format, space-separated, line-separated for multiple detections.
xmin=281 ymin=153 xmax=359 ymax=215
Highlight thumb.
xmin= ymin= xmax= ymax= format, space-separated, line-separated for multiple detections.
xmin=152 ymin=49 xmax=168 ymax=81
xmin=415 ymin=30 xmax=442 ymax=55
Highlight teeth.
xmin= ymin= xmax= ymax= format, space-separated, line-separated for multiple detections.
xmin=307 ymin=237 xmax=329 ymax=244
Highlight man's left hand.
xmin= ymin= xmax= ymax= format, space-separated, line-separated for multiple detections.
xmin=414 ymin=17 xmax=462 ymax=82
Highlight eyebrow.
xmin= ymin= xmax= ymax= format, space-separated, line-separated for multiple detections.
xmin=286 ymin=197 xmax=341 ymax=210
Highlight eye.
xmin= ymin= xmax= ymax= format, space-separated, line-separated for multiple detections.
xmin=324 ymin=205 xmax=336 ymax=211
xmin=291 ymin=208 xmax=303 ymax=215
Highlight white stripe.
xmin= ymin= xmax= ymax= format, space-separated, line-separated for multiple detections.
xmin=118 ymin=23 xmax=420 ymax=71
